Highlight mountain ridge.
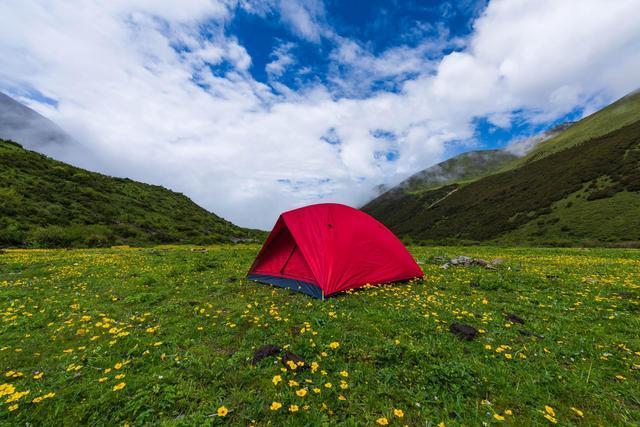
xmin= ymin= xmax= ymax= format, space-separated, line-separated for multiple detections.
xmin=363 ymin=91 xmax=640 ymax=245
xmin=0 ymin=139 xmax=264 ymax=247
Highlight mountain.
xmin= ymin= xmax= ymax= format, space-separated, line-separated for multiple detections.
xmin=0 ymin=92 xmax=75 ymax=152
xmin=0 ymin=139 xmax=263 ymax=247
xmin=363 ymin=91 xmax=640 ymax=246
xmin=388 ymin=149 xmax=517 ymax=194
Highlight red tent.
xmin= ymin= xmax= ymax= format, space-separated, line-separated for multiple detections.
xmin=247 ymin=203 xmax=423 ymax=298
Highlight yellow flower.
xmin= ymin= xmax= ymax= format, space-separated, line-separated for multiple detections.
xmin=505 ymin=409 xmax=513 ymax=415
xmin=543 ymin=414 xmax=557 ymax=424
xmin=289 ymin=404 xmax=299 ymax=412
xmin=329 ymin=342 xmax=340 ymax=349
xmin=438 ymin=423 xmax=446 ymax=427
xmin=288 ymin=380 xmax=299 ymax=387
xmin=98 ymin=377 xmax=108 ymax=382
xmin=114 ymin=363 xmax=123 ymax=370
xmin=324 ymin=382 xmax=332 ymax=388
xmin=493 ymin=413 xmax=505 ymax=421
xmin=112 ymin=382 xmax=126 ymax=391
xmin=340 ymin=370 xmax=349 ymax=377
xmin=570 ymin=407 xmax=584 ymax=417
xmin=296 ymin=388 xmax=307 ymax=397
xmin=393 ymin=408 xmax=404 ymax=418
xmin=504 ymin=353 xmax=512 ymax=359
xmin=545 ymin=406 xmax=555 ymax=417
xmin=31 ymin=392 xmax=55 ymax=404
xmin=0 ymin=383 xmax=16 ymax=397
xmin=217 ymin=406 xmax=228 ymax=417
xmin=33 ymin=372 xmax=44 ymax=380
xmin=272 ymin=375 xmax=282 ymax=385
xmin=6 ymin=390 xmax=29 ymax=403
xmin=338 ymin=395 xmax=346 ymax=401
xmin=115 ymin=373 xmax=125 ymax=380
xmin=8 ymin=404 xmax=18 ymax=412
xmin=376 ymin=417 xmax=389 ymax=425
xmin=313 ymin=388 xmax=321 ymax=393
xmin=270 ymin=401 xmax=282 ymax=411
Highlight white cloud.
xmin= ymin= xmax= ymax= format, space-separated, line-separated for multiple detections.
xmin=277 ymin=0 xmax=326 ymax=43
xmin=1 ymin=0 xmax=640 ymax=229
xmin=266 ymin=42 xmax=297 ymax=78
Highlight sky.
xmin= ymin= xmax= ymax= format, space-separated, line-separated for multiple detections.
xmin=1 ymin=0 xmax=640 ymax=229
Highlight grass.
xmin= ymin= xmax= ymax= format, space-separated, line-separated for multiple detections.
xmin=498 ymin=191 xmax=640 ymax=246
xmin=1 ymin=245 xmax=639 ymax=426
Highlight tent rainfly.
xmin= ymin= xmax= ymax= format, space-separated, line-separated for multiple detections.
xmin=247 ymin=203 xmax=423 ymax=298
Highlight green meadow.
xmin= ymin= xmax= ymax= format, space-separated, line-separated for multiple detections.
xmin=1 ymin=245 xmax=638 ymax=426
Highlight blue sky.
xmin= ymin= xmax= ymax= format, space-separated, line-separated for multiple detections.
xmin=1 ymin=0 xmax=640 ymax=228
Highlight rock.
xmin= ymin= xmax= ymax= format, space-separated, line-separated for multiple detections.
xmin=281 ymin=351 xmax=307 ymax=371
xmin=441 ymin=256 xmax=500 ymax=270
xmin=505 ymin=313 xmax=525 ymax=324
xmin=252 ymin=345 xmax=282 ymax=365
xmin=449 ymin=323 xmax=478 ymax=341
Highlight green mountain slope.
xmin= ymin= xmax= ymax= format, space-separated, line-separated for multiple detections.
xmin=521 ymin=90 xmax=640 ymax=163
xmin=0 ymin=139 xmax=263 ymax=247
xmin=363 ymin=93 xmax=640 ymax=245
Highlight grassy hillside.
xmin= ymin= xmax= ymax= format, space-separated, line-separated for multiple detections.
xmin=521 ymin=91 xmax=640 ymax=163
xmin=1 ymin=245 xmax=638 ymax=425
xmin=0 ymin=139 xmax=263 ymax=247
xmin=364 ymin=120 xmax=640 ymax=245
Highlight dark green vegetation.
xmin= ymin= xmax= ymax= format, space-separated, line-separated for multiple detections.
xmin=1 ymin=245 xmax=638 ymax=425
xmin=0 ymin=140 xmax=263 ymax=247
xmin=364 ymin=92 xmax=640 ymax=246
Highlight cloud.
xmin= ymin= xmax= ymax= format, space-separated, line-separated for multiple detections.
xmin=240 ymin=0 xmax=328 ymax=43
xmin=277 ymin=0 xmax=326 ymax=42
xmin=1 ymin=0 xmax=640 ymax=229
xmin=266 ymin=42 xmax=297 ymax=78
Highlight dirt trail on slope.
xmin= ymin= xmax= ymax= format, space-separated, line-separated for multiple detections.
xmin=425 ymin=186 xmax=459 ymax=209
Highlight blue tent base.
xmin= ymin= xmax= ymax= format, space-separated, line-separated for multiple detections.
xmin=247 ymin=274 xmax=324 ymax=299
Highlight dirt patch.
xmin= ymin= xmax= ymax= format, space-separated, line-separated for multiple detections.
xmin=281 ymin=351 xmax=307 ymax=371
xmin=252 ymin=344 xmax=281 ymax=365
xmin=449 ymin=323 xmax=478 ymax=341
xmin=505 ymin=313 xmax=525 ymax=324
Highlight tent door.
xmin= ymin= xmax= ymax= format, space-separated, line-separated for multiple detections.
xmin=280 ymin=244 xmax=297 ymax=274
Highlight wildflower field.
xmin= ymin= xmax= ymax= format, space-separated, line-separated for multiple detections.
xmin=0 ymin=245 xmax=638 ymax=426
